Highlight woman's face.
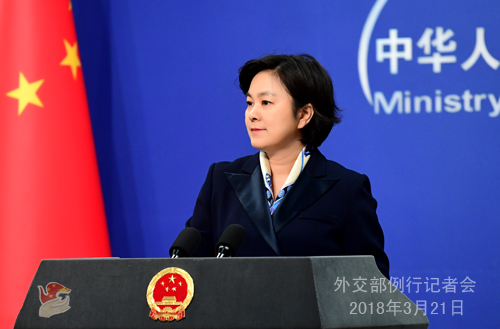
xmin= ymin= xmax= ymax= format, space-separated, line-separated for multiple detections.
xmin=245 ymin=70 xmax=305 ymax=154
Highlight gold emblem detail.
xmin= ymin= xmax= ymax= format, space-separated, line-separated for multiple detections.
xmin=146 ymin=267 xmax=194 ymax=321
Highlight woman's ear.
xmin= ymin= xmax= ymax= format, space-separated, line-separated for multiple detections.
xmin=297 ymin=103 xmax=314 ymax=129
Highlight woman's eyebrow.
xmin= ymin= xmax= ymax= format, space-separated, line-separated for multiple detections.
xmin=246 ymin=91 xmax=276 ymax=98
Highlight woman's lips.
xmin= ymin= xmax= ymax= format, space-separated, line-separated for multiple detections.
xmin=251 ymin=128 xmax=265 ymax=132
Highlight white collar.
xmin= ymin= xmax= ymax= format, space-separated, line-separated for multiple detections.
xmin=259 ymin=146 xmax=312 ymax=198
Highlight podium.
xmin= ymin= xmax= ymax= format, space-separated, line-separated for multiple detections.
xmin=15 ymin=256 xmax=428 ymax=329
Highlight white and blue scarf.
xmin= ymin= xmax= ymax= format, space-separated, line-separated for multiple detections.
xmin=259 ymin=146 xmax=312 ymax=214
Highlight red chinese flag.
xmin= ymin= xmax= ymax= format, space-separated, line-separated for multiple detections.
xmin=0 ymin=1 xmax=111 ymax=326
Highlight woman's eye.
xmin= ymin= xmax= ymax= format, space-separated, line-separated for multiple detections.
xmin=262 ymin=100 xmax=270 ymax=105
xmin=246 ymin=101 xmax=253 ymax=106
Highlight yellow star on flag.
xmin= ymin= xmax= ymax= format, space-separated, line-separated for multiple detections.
xmin=60 ymin=39 xmax=81 ymax=80
xmin=6 ymin=72 xmax=44 ymax=115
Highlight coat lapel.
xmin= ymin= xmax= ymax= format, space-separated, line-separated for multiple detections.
xmin=224 ymin=154 xmax=281 ymax=255
xmin=271 ymin=149 xmax=340 ymax=233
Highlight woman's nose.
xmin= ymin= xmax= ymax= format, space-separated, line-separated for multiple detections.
xmin=247 ymin=105 xmax=259 ymax=121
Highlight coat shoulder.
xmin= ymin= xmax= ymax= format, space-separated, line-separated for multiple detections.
xmin=211 ymin=153 xmax=259 ymax=175
xmin=324 ymin=158 xmax=367 ymax=181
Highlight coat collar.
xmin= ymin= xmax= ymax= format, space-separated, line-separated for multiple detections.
xmin=225 ymin=156 xmax=280 ymax=255
xmin=271 ymin=149 xmax=340 ymax=232
xmin=225 ymin=148 xmax=340 ymax=255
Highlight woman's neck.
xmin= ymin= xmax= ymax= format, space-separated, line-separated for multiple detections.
xmin=265 ymin=141 xmax=305 ymax=193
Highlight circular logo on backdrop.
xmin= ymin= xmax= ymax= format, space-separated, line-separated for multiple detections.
xmin=358 ymin=0 xmax=500 ymax=118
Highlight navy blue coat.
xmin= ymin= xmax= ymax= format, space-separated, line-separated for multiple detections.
xmin=186 ymin=149 xmax=390 ymax=278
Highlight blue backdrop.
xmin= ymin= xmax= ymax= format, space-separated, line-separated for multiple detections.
xmin=72 ymin=1 xmax=499 ymax=328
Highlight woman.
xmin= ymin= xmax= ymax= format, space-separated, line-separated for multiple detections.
xmin=186 ymin=54 xmax=389 ymax=278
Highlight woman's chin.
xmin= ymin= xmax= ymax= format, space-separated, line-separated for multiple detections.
xmin=251 ymin=145 xmax=266 ymax=152
xmin=250 ymin=140 xmax=265 ymax=151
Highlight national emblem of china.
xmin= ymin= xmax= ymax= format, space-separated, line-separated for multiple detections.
xmin=147 ymin=267 xmax=194 ymax=321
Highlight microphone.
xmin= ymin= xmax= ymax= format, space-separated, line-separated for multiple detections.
xmin=169 ymin=227 xmax=202 ymax=258
xmin=216 ymin=224 xmax=247 ymax=258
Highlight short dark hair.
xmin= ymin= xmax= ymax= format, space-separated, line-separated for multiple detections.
xmin=238 ymin=54 xmax=341 ymax=147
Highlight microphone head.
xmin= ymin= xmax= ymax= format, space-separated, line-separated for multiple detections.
xmin=216 ymin=224 xmax=247 ymax=257
xmin=169 ymin=227 xmax=202 ymax=257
